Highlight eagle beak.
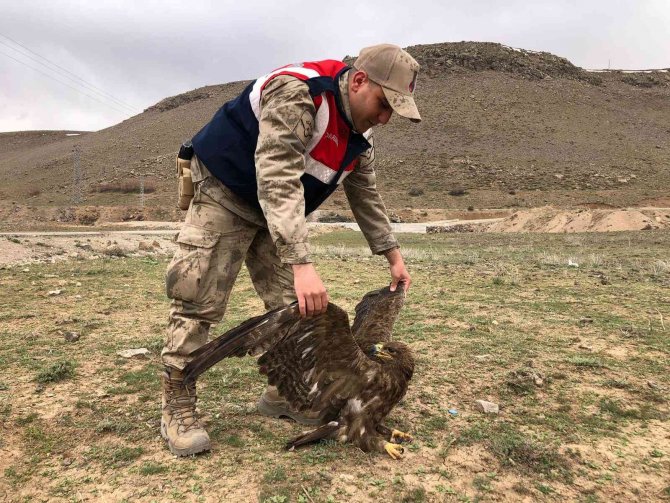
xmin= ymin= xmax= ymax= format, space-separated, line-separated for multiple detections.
xmin=372 ymin=343 xmax=393 ymax=361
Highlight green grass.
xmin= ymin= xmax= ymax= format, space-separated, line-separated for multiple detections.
xmin=35 ymin=360 xmax=76 ymax=383
xmin=0 ymin=229 xmax=668 ymax=501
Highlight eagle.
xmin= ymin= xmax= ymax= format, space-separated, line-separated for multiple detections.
xmin=183 ymin=283 xmax=414 ymax=460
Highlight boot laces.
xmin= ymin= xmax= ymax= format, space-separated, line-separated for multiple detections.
xmin=165 ymin=375 xmax=202 ymax=433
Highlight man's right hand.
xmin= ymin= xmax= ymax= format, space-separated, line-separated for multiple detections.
xmin=292 ymin=263 xmax=328 ymax=318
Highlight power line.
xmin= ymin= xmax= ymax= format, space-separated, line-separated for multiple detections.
xmin=0 ymin=32 xmax=138 ymax=113
xmin=0 ymin=40 xmax=136 ymax=114
xmin=0 ymin=48 xmax=131 ymax=116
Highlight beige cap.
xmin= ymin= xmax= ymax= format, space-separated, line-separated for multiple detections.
xmin=354 ymin=43 xmax=421 ymax=123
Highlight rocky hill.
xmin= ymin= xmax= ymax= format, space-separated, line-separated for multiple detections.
xmin=1 ymin=41 xmax=668 ymax=226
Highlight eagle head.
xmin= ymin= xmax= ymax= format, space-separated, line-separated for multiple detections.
xmin=370 ymin=341 xmax=414 ymax=379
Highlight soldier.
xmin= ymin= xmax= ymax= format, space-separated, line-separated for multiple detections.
xmin=161 ymin=44 xmax=421 ymax=456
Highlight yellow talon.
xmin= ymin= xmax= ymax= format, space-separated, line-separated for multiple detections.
xmin=391 ymin=429 xmax=413 ymax=444
xmin=384 ymin=442 xmax=404 ymax=460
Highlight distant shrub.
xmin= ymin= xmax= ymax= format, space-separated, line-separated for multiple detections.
xmin=103 ymin=245 xmax=127 ymax=257
xmin=448 ymin=188 xmax=468 ymax=196
xmin=78 ymin=208 xmax=100 ymax=225
xmin=92 ymin=181 xmax=156 ymax=194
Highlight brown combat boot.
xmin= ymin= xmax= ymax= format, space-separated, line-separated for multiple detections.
xmin=161 ymin=366 xmax=211 ymax=456
xmin=257 ymin=386 xmax=325 ymax=425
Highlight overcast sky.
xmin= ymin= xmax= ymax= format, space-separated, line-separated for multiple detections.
xmin=1 ymin=0 xmax=668 ymax=132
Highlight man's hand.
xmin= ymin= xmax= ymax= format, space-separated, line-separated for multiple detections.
xmin=292 ymin=263 xmax=329 ymax=317
xmin=384 ymin=248 xmax=411 ymax=293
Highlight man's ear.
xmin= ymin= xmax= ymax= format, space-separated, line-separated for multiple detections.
xmin=350 ymin=70 xmax=368 ymax=92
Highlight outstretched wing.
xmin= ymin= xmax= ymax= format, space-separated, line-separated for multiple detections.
xmin=350 ymin=282 xmax=406 ymax=349
xmin=258 ymin=303 xmax=376 ymax=415
xmin=182 ymin=302 xmax=380 ymax=414
xmin=182 ymin=303 xmax=300 ymax=385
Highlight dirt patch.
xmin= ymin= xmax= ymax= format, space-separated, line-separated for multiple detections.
xmin=0 ymin=233 xmax=178 ymax=267
xmin=485 ymin=207 xmax=670 ymax=233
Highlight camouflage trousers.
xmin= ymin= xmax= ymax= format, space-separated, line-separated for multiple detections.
xmin=162 ymin=160 xmax=296 ymax=369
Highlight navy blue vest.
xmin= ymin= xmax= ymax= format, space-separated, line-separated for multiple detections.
xmin=191 ymin=63 xmax=371 ymax=215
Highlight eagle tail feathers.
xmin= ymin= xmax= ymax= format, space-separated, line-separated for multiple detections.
xmin=285 ymin=421 xmax=340 ymax=451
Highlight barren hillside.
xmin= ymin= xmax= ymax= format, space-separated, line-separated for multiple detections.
xmin=1 ymin=42 xmax=669 ymax=225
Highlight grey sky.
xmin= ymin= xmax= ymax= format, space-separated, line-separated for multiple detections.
xmin=1 ymin=0 xmax=668 ymax=132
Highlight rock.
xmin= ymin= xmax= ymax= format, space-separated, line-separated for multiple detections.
xmin=388 ymin=212 xmax=403 ymax=223
xmin=427 ymin=223 xmax=478 ymax=233
xmin=63 ymin=331 xmax=80 ymax=342
xmin=578 ymin=317 xmax=594 ymax=326
xmin=506 ymin=367 xmax=544 ymax=393
xmin=474 ymin=400 xmax=499 ymax=414
xmin=47 ymin=289 xmax=63 ymax=296
xmin=117 ymin=348 xmax=150 ymax=359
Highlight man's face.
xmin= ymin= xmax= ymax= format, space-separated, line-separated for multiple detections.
xmin=349 ymin=71 xmax=393 ymax=132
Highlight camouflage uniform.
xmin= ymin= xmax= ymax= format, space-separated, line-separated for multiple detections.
xmin=162 ymin=70 xmax=398 ymax=369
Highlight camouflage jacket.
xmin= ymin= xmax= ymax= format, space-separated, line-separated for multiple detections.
xmin=255 ymin=70 xmax=398 ymax=264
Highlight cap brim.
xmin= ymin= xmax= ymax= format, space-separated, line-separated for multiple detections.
xmin=382 ymin=87 xmax=421 ymax=123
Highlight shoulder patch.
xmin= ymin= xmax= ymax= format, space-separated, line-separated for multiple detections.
xmin=293 ymin=109 xmax=314 ymax=148
xmin=359 ymin=134 xmax=375 ymax=168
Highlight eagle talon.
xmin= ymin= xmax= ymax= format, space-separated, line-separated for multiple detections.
xmin=391 ymin=429 xmax=413 ymax=444
xmin=384 ymin=442 xmax=405 ymax=460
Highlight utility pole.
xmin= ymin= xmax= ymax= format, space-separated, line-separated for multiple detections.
xmin=72 ymin=145 xmax=82 ymax=204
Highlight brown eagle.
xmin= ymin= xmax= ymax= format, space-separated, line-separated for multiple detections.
xmin=183 ymin=283 xmax=414 ymax=459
